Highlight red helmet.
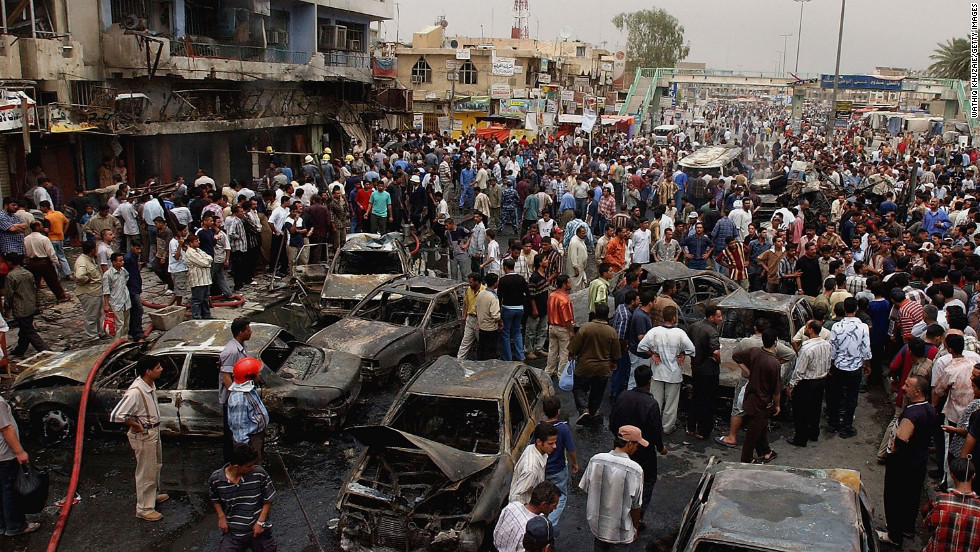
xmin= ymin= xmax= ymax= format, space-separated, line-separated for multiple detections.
xmin=233 ymin=357 xmax=263 ymax=384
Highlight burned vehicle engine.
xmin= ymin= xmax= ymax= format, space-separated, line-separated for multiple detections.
xmin=337 ymin=356 xmax=552 ymax=551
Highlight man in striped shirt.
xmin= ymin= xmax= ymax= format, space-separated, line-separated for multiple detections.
xmin=785 ymin=321 xmax=834 ymax=447
xmin=209 ymin=443 xmax=277 ymax=551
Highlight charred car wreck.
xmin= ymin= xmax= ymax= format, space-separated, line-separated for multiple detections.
xmin=9 ymin=320 xmax=362 ymax=439
xmin=337 ymin=355 xmax=552 ymax=552
xmin=294 ymin=232 xmax=426 ymax=325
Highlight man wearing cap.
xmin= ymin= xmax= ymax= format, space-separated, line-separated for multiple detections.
xmin=493 ymin=481 xmax=560 ymax=552
xmin=219 ymin=317 xmax=251 ymax=463
xmin=522 ymin=515 xmax=557 ymax=552
xmin=580 ymin=425 xmax=646 ymax=550
xmin=227 ymin=357 xmax=269 ymax=465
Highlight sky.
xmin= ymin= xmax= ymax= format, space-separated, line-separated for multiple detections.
xmin=377 ymin=0 xmax=969 ymax=76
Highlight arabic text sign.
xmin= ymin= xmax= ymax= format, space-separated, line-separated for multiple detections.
xmin=0 ymin=91 xmax=37 ymax=132
xmin=492 ymin=57 xmax=516 ymax=76
xmin=498 ymin=99 xmax=546 ymax=116
xmin=820 ymin=74 xmax=903 ymax=90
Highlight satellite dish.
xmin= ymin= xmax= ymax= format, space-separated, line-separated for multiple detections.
xmin=449 ymin=39 xmax=459 ymax=48
xmin=558 ymin=26 xmax=572 ymax=40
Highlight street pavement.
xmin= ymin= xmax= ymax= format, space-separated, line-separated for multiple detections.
xmin=0 ymin=244 xmax=932 ymax=551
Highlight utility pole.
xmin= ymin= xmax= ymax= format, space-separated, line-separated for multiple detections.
xmin=826 ymin=0 xmax=846 ymax=138
xmin=779 ymin=33 xmax=792 ymax=75
xmin=793 ymin=0 xmax=812 ymax=74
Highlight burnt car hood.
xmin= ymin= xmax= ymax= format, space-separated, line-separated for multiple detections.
xmin=321 ymin=274 xmax=397 ymax=301
xmin=12 ymin=342 xmax=144 ymax=388
xmin=309 ymin=318 xmax=414 ymax=359
xmin=280 ymin=347 xmax=361 ymax=390
xmin=350 ymin=425 xmax=497 ymax=481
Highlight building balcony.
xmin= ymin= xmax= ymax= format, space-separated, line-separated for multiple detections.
xmin=16 ymin=37 xmax=84 ymax=81
xmin=170 ymin=40 xmax=312 ymax=65
xmin=0 ymin=35 xmax=22 ymax=80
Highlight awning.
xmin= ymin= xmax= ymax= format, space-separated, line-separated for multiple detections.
xmin=0 ymin=90 xmax=36 ymax=132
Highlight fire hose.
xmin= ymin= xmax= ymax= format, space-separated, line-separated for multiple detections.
xmin=141 ymin=294 xmax=246 ymax=310
xmin=46 ymin=338 xmax=128 ymax=552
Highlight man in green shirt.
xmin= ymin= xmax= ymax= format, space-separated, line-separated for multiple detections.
xmin=523 ymin=188 xmax=540 ymax=236
xmin=588 ymin=262 xmax=613 ymax=316
xmin=367 ymin=180 xmax=392 ymax=234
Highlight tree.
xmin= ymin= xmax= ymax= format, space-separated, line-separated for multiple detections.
xmin=928 ymin=37 xmax=970 ymax=81
xmin=612 ymin=9 xmax=690 ymax=69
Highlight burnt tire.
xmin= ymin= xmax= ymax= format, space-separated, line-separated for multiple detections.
xmin=32 ymin=405 xmax=75 ymax=443
xmin=395 ymin=360 xmax=416 ymax=386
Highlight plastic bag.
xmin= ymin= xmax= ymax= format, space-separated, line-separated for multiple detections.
xmin=15 ymin=463 xmax=49 ymax=514
xmin=558 ymin=360 xmax=576 ymax=392
xmin=102 ymin=311 xmax=115 ymax=336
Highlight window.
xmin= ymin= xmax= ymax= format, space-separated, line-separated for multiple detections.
xmin=411 ymin=57 xmax=432 ymax=83
xmin=519 ymin=370 xmax=542 ymax=413
xmin=458 ymin=60 xmax=478 ymax=85
xmin=186 ymin=355 xmax=220 ymax=390
xmin=509 ymin=387 xmax=528 ymax=450
xmin=429 ymin=294 xmax=459 ymax=326
xmin=576 ymin=46 xmax=586 ymax=57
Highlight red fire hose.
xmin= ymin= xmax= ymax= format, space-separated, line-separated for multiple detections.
xmin=46 ymin=338 xmax=128 ymax=552
xmin=141 ymin=294 xmax=245 ymax=310
xmin=409 ymin=232 xmax=420 ymax=255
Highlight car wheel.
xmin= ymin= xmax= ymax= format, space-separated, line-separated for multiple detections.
xmin=265 ymin=422 xmax=285 ymax=445
xmin=33 ymin=406 xmax=75 ymax=443
xmin=395 ymin=360 xmax=416 ymax=385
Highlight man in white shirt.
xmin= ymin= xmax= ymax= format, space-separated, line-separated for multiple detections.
xmin=267 ymin=196 xmax=291 ymax=276
xmin=493 ymin=482 xmax=560 ymax=552
xmin=509 ymin=422 xmax=558 ymax=504
xmin=631 ymin=220 xmax=652 ymax=264
xmin=113 ymin=195 xmax=140 ymax=251
xmin=579 ymin=425 xmax=645 ymax=549
xmin=194 ymin=168 xmax=216 ymax=191
xmin=729 ymin=198 xmax=752 ymax=239
xmin=636 ymin=305 xmax=695 ymax=433
xmin=537 ymin=212 xmax=557 ymax=239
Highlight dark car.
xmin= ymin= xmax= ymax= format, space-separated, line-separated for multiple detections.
xmin=308 ymin=275 xmax=466 ymax=384
xmin=673 ymin=458 xmax=879 ymax=552
xmin=336 ymin=355 xmax=552 ymax=552
xmin=9 ymin=320 xmax=361 ymax=440
xmin=572 ymin=261 xmax=741 ymax=328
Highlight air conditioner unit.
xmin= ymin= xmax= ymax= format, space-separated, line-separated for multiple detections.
xmin=347 ymin=38 xmax=361 ymax=52
xmin=318 ymin=24 xmax=347 ymax=50
xmin=411 ymin=75 xmax=424 ymax=84
xmin=267 ymin=30 xmax=288 ymax=45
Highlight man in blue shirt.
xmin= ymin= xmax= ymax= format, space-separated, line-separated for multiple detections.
xmin=922 ymin=198 xmax=951 ymax=237
xmin=878 ymin=192 xmax=898 ymax=217
xmin=673 ymin=169 xmax=688 ymax=211
xmin=541 ymin=395 xmax=577 ymax=525
xmin=459 ymin=164 xmax=476 ymax=209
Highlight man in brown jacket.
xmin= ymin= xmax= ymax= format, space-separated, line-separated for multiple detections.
xmin=732 ymin=328 xmax=782 ymax=464
xmin=568 ymin=302 xmax=622 ymax=425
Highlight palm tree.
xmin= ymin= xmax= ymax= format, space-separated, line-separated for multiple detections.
xmin=928 ymin=37 xmax=970 ymax=81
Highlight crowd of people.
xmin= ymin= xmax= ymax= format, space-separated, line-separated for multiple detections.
xmin=2 ymin=98 xmax=980 ymax=549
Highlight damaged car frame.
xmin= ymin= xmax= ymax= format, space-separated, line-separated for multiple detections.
xmin=293 ymin=231 xmax=427 ymax=325
xmin=337 ymin=355 xmax=553 ymax=552
xmin=308 ymin=275 xmax=466 ymax=385
xmin=8 ymin=320 xmax=362 ymax=440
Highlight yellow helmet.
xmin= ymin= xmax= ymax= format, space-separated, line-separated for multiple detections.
xmin=324 ymin=147 xmax=333 ymax=154
xmin=265 ymin=146 xmax=274 ymax=153
xmin=322 ymin=154 xmax=331 ymax=161
xmin=345 ymin=154 xmax=354 ymax=161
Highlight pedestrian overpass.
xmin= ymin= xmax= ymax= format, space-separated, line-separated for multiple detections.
xmin=619 ymin=68 xmax=979 ymax=137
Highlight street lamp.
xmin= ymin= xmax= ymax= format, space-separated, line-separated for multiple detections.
xmin=779 ymin=33 xmax=793 ymax=75
xmin=793 ymin=0 xmax=812 ymax=75
xmin=826 ymin=0 xmax=846 ymax=137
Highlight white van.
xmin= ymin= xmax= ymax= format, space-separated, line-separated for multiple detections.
xmin=653 ymin=124 xmax=679 ymax=144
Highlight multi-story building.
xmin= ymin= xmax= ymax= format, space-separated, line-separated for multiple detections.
xmin=388 ymin=24 xmax=623 ymax=137
xmin=0 ymin=0 xmax=393 ymax=201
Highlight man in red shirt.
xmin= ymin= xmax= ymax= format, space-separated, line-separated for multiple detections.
xmin=603 ymin=227 xmax=629 ymax=273
xmin=920 ymin=457 xmax=980 ymax=551
xmin=893 ymin=288 xmax=924 ymax=340
xmin=545 ymin=275 xmax=574 ymax=377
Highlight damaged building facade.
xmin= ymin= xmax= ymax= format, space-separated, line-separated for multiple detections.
xmin=0 ymin=0 xmax=395 ymax=201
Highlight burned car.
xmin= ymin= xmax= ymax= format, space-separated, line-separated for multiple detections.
xmin=337 ymin=355 xmax=552 ymax=552
xmin=293 ymin=232 xmax=426 ymax=325
xmin=9 ymin=320 xmax=361 ymax=440
xmin=673 ymin=458 xmax=879 ymax=552
xmin=308 ymin=275 xmax=465 ymax=384
xmin=572 ymin=261 xmax=741 ymax=329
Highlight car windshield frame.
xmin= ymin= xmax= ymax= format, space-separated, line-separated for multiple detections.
xmin=332 ymin=249 xmax=404 ymax=275
xmin=351 ymin=290 xmax=432 ymax=327
xmin=720 ymin=309 xmax=792 ymax=342
xmin=389 ymin=392 xmax=502 ymax=455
